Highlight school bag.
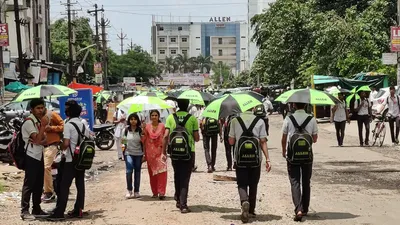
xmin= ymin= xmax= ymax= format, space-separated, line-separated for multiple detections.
xmin=69 ymin=122 xmax=96 ymax=170
xmin=254 ymin=105 xmax=266 ymax=117
xmin=7 ymin=118 xmax=35 ymax=170
xmin=287 ymin=115 xmax=313 ymax=164
xmin=236 ymin=117 xmax=261 ymax=168
xmin=168 ymin=114 xmax=192 ymax=161
xmin=204 ymin=118 xmax=220 ymax=136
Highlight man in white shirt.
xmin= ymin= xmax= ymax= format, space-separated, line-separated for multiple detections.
xmin=20 ymin=99 xmax=49 ymax=220
xmin=113 ymin=108 xmax=126 ymax=160
xmin=331 ymin=93 xmax=350 ymax=146
xmin=385 ymin=86 xmax=400 ymax=144
xmin=281 ymin=102 xmax=318 ymax=222
xmin=354 ymin=91 xmax=372 ymax=146
xmin=370 ymin=87 xmax=378 ymax=101
xmin=262 ymin=98 xmax=273 ymax=135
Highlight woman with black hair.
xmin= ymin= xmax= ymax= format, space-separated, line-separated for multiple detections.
xmin=122 ymin=113 xmax=144 ymax=199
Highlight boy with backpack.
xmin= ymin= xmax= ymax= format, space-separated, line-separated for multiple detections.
xmin=47 ymin=100 xmax=94 ymax=221
xmin=164 ymin=99 xmax=199 ymax=214
xmin=281 ymin=102 xmax=318 ymax=222
xmin=354 ymin=91 xmax=372 ymax=146
xmin=385 ymin=86 xmax=400 ymax=145
xmin=228 ymin=108 xmax=271 ymax=223
xmin=200 ymin=117 xmax=222 ymax=173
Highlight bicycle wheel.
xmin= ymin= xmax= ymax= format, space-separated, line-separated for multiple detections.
xmin=372 ymin=123 xmax=380 ymax=146
xmin=378 ymin=124 xmax=386 ymax=147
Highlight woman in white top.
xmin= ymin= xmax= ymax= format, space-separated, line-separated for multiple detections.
xmin=331 ymin=93 xmax=350 ymax=146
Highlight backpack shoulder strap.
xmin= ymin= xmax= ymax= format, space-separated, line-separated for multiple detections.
xmin=288 ymin=115 xmax=300 ymax=129
xmin=300 ymin=116 xmax=313 ymax=130
xmin=124 ymin=128 xmax=128 ymax=137
xmin=248 ymin=117 xmax=261 ymax=133
xmin=69 ymin=122 xmax=83 ymax=139
xmin=181 ymin=114 xmax=191 ymax=126
xmin=236 ymin=117 xmax=247 ymax=133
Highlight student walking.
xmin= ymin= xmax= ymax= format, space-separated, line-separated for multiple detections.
xmin=20 ymin=99 xmax=49 ymax=220
xmin=143 ymin=110 xmax=167 ymax=199
xmin=114 ymin=108 xmax=127 ymax=160
xmin=122 ymin=113 xmax=144 ymax=199
xmin=385 ymin=86 xmax=400 ymax=145
xmin=228 ymin=108 xmax=271 ymax=223
xmin=331 ymin=93 xmax=350 ymax=146
xmin=281 ymin=102 xmax=318 ymax=222
xmin=164 ymin=99 xmax=199 ymax=213
xmin=354 ymin=91 xmax=372 ymax=146
xmin=223 ymin=115 xmax=236 ymax=171
xmin=201 ymin=117 xmax=222 ymax=173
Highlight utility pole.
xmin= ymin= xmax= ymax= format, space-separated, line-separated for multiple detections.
xmin=14 ymin=0 xmax=28 ymax=83
xmin=117 ymin=29 xmax=127 ymax=55
xmin=397 ymin=0 xmax=400 ymax=87
xmin=0 ymin=2 xmax=3 ymax=102
xmin=66 ymin=0 xmax=74 ymax=83
xmin=88 ymin=4 xmax=104 ymax=61
xmin=100 ymin=15 xmax=110 ymax=89
xmin=127 ymin=38 xmax=134 ymax=51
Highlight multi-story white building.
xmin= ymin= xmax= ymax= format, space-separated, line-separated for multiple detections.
xmin=248 ymin=0 xmax=275 ymax=67
xmin=3 ymin=0 xmax=50 ymax=61
xmin=151 ymin=17 xmax=249 ymax=74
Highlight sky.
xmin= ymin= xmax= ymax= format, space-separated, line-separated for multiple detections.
xmin=50 ymin=0 xmax=258 ymax=55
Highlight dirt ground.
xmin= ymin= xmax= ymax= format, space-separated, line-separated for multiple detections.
xmin=1 ymin=115 xmax=400 ymax=225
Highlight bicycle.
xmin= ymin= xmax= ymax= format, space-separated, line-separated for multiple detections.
xmin=371 ymin=115 xmax=387 ymax=147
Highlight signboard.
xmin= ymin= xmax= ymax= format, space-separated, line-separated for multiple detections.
xmin=391 ymin=26 xmax=400 ymax=52
xmin=0 ymin=24 xmax=9 ymax=47
xmin=123 ymin=77 xmax=136 ymax=86
xmin=382 ymin=53 xmax=397 ymax=65
xmin=155 ymin=73 xmax=207 ymax=86
xmin=94 ymin=62 xmax=102 ymax=74
xmin=95 ymin=73 xmax=103 ymax=84
xmin=106 ymin=103 xmax=116 ymax=123
xmin=59 ymin=89 xmax=95 ymax=130
xmin=40 ymin=67 xmax=48 ymax=82
xmin=209 ymin=17 xmax=231 ymax=22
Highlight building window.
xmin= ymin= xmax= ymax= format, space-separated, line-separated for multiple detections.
xmin=26 ymin=0 xmax=31 ymax=7
xmin=241 ymin=36 xmax=246 ymax=38
xmin=196 ymin=48 xmax=201 ymax=50
xmin=39 ymin=5 xmax=42 ymax=14
xmin=196 ymin=37 xmax=200 ymax=39
xmin=160 ymin=49 xmax=165 ymax=54
xmin=171 ymin=49 xmax=177 ymax=54
xmin=241 ymin=48 xmax=246 ymax=50
xmin=160 ymin=37 xmax=165 ymax=42
xmin=182 ymin=49 xmax=188 ymax=54
xmin=170 ymin=37 xmax=176 ymax=43
xmin=178 ymin=26 xmax=182 ymax=31
xmin=219 ymin=61 xmax=223 ymax=64
xmin=159 ymin=26 xmax=164 ymax=31
xmin=182 ymin=37 xmax=188 ymax=42
xmin=218 ymin=49 xmax=223 ymax=56
xmin=39 ymin=44 xmax=43 ymax=55
xmin=218 ymin=38 xmax=222 ymax=44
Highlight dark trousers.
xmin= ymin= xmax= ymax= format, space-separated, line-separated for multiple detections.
xmin=53 ymin=162 xmax=85 ymax=217
xmin=265 ymin=118 xmax=269 ymax=136
xmin=203 ymin=135 xmax=218 ymax=167
xmin=224 ymin=138 xmax=233 ymax=169
xmin=357 ymin=115 xmax=370 ymax=144
xmin=389 ymin=117 xmax=399 ymax=143
xmin=125 ymin=155 xmax=142 ymax=192
xmin=21 ymin=155 xmax=44 ymax=213
xmin=236 ymin=166 xmax=261 ymax=213
xmin=172 ymin=152 xmax=194 ymax=209
xmin=287 ymin=162 xmax=313 ymax=214
xmin=334 ymin=121 xmax=346 ymax=146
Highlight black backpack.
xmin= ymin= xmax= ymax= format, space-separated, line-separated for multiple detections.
xmin=168 ymin=114 xmax=192 ymax=161
xmin=254 ymin=105 xmax=266 ymax=117
xmin=287 ymin=115 xmax=313 ymax=165
xmin=7 ymin=118 xmax=35 ymax=170
xmin=69 ymin=122 xmax=96 ymax=170
xmin=204 ymin=118 xmax=219 ymax=136
xmin=236 ymin=117 xmax=261 ymax=168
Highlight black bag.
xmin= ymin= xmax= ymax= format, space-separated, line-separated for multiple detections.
xmin=254 ymin=105 xmax=266 ymax=117
xmin=204 ymin=118 xmax=219 ymax=136
xmin=287 ymin=115 xmax=313 ymax=164
xmin=236 ymin=117 xmax=261 ymax=168
xmin=69 ymin=122 xmax=96 ymax=170
xmin=168 ymin=114 xmax=192 ymax=161
xmin=7 ymin=119 xmax=34 ymax=170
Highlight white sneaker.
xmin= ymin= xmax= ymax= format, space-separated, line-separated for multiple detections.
xmin=125 ymin=191 xmax=133 ymax=199
xmin=134 ymin=192 xmax=141 ymax=198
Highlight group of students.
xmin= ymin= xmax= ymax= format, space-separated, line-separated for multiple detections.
xmin=19 ymin=98 xmax=92 ymax=221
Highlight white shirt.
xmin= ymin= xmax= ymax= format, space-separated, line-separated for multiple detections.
xmin=113 ymin=109 xmax=126 ymax=138
xmin=282 ymin=110 xmax=318 ymax=138
xmin=263 ymin=99 xmax=273 ymax=119
xmin=22 ymin=115 xmax=44 ymax=161
xmin=332 ymin=101 xmax=347 ymax=122
xmin=354 ymin=99 xmax=371 ymax=116
xmin=63 ymin=117 xmax=91 ymax=163
xmin=387 ymin=95 xmax=400 ymax=117
xmin=370 ymin=90 xmax=378 ymax=101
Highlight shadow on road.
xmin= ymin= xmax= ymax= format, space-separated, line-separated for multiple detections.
xmin=137 ymin=195 xmax=175 ymax=202
xmin=304 ymin=212 xmax=359 ymax=221
xmin=190 ymin=205 xmax=240 ymax=213
xmin=221 ymin=214 xmax=282 ymax=222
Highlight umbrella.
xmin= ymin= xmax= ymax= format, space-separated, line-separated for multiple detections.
xmin=5 ymin=81 xmax=31 ymax=93
xmin=68 ymin=82 xmax=103 ymax=94
xmin=13 ymin=85 xmax=77 ymax=102
xmin=329 ymin=87 xmax=351 ymax=97
xmin=202 ymin=94 xmax=262 ymax=119
xmin=172 ymin=90 xmax=215 ymax=103
xmin=356 ymin=85 xmax=371 ymax=93
xmin=235 ymin=91 xmax=265 ymax=102
xmin=117 ymin=96 xmax=173 ymax=114
xmin=346 ymin=93 xmax=360 ymax=106
xmin=139 ymin=91 xmax=167 ymax=99
xmin=275 ymin=88 xmax=339 ymax=105
xmin=95 ymin=91 xmax=112 ymax=103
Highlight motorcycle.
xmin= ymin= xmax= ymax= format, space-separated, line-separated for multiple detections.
xmin=93 ymin=124 xmax=115 ymax=150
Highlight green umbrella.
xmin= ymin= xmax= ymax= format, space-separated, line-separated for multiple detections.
xmin=346 ymin=93 xmax=360 ymax=107
xmin=95 ymin=91 xmax=112 ymax=103
xmin=275 ymin=88 xmax=339 ymax=105
xmin=117 ymin=96 xmax=172 ymax=114
xmin=202 ymin=94 xmax=262 ymax=119
xmin=13 ymin=85 xmax=77 ymax=102
xmin=356 ymin=85 xmax=371 ymax=93
xmin=139 ymin=91 xmax=167 ymax=99
xmin=174 ymin=90 xmax=215 ymax=104
xmin=5 ymin=81 xmax=31 ymax=93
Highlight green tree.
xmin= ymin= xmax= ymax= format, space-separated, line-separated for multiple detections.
xmin=174 ymin=53 xmax=196 ymax=73
xmin=212 ymin=62 xmax=231 ymax=86
xmin=163 ymin=56 xmax=178 ymax=73
xmin=195 ymin=55 xmax=214 ymax=73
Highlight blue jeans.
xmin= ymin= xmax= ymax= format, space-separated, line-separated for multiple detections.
xmin=125 ymin=155 xmax=142 ymax=192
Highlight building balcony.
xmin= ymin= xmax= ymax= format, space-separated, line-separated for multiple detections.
xmin=211 ymin=42 xmax=236 ymax=48
xmin=212 ymin=54 xmax=236 ymax=60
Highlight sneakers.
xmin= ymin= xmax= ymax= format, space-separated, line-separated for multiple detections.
xmin=20 ymin=212 xmax=35 ymax=221
xmin=159 ymin=195 xmax=165 ymax=200
xmin=67 ymin=209 xmax=83 ymax=218
xmin=32 ymin=210 xmax=50 ymax=218
xmin=180 ymin=207 xmax=191 ymax=214
xmin=241 ymin=201 xmax=250 ymax=223
xmin=125 ymin=191 xmax=133 ymax=199
xmin=134 ymin=192 xmax=141 ymax=199
xmin=46 ymin=214 xmax=65 ymax=221
xmin=41 ymin=193 xmax=56 ymax=203
xmin=207 ymin=166 xmax=213 ymax=173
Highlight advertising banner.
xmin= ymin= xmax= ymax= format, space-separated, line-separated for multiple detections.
xmin=391 ymin=26 xmax=400 ymax=52
xmin=155 ymin=73 xmax=207 ymax=86
xmin=0 ymin=24 xmax=9 ymax=47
